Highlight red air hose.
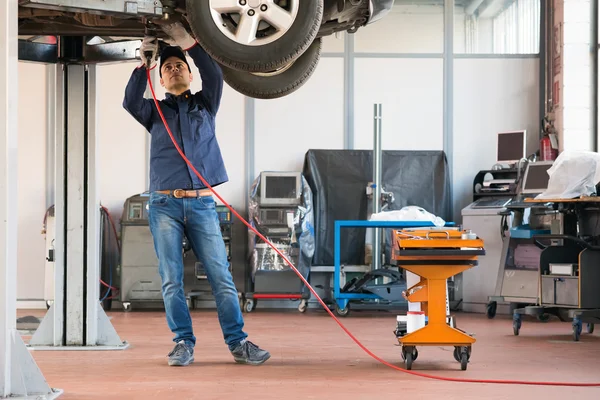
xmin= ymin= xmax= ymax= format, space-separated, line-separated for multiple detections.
xmin=145 ymin=68 xmax=599 ymax=387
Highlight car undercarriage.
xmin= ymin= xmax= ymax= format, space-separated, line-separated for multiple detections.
xmin=18 ymin=1 xmax=371 ymax=39
xmin=17 ymin=0 xmax=392 ymax=99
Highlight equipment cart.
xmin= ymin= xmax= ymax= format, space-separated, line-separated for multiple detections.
xmin=243 ymin=171 xmax=315 ymax=313
xmin=392 ymin=229 xmax=486 ymax=370
xmin=512 ymin=233 xmax=600 ymax=340
xmin=509 ymin=196 xmax=600 ymax=341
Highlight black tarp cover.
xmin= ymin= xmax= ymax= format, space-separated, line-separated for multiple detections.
xmin=302 ymin=150 xmax=452 ymax=266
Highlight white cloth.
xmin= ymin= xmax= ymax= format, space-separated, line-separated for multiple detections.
xmin=536 ymin=150 xmax=600 ymax=199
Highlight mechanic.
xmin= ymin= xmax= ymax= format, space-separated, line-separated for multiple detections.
xmin=122 ymin=22 xmax=270 ymax=367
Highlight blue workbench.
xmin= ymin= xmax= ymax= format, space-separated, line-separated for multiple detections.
xmin=333 ymin=219 xmax=454 ymax=314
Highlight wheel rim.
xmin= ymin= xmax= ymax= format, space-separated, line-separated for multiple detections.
xmin=251 ymin=60 xmax=296 ymax=76
xmin=209 ymin=0 xmax=300 ymax=46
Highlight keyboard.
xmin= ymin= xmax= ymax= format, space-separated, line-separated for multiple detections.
xmin=472 ymin=198 xmax=511 ymax=208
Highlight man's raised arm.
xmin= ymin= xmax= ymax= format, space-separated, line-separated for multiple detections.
xmin=161 ymin=23 xmax=223 ymax=116
xmin=187 ymin=44 xmax=223 ymax=116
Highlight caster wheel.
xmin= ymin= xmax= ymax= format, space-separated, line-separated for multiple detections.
xmin=122 ymin=302 xmax=131 ymax=312
xmin=486 ymin=301 xmax=497 ymax=319
xmin=298 ymin=299 xmax=308 ymax=313
xmin=405 ymin=351 xmax=414 ymax=370
xmin=460 ymin=352 xmax=468 ymax=371
xmin=537 ymin=313 xmax=550 ymax=322
xmin=573 ymin=320 xmax=582 ymax=341
xmin=513 ymin=320 xmax=521 ymax=336
xmin=46 ymin=300 xmax=53 ymax=310
xmin=402 ymin=346 xmax=417 ymax=365
xmin=587 ymin=323 xmax=594 ymax=334
xmin=453 ymin=346 xmax=471 ymax=363
xmin=334 ymin=304 xmax=350 ymax=317
xmin=453 ymin=347 xmax=461 ymax=362
xmin=244 ymin=299 xmax=254 ymax=313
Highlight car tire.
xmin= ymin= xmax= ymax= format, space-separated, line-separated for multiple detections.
xmin=221 ymin=37 xmax=321 ymax=99
xmin=185 ymin=0 xmax=323 ymax=73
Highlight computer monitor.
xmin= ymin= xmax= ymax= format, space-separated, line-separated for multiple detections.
xmin=521 ymin=161 xmax=553 ymax=194
xmin=497 ymin=130 xmax=526 ymax=164
xmin=259 ymin=171 xmax=302 ymax=206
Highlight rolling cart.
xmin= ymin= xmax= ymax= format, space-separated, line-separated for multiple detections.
xmin=392 ymin=229 xmax=486 ymax=370
xmin=243 ymin=171 xmax=314 ymax=313
xmin=512 ymin=234 xmax=600 ymax=341
xmin=509 ymin=196 xmax=600 ymax=340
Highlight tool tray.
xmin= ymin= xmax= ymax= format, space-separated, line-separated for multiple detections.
xmin=393 ymin=229 xmax=485 ymax=262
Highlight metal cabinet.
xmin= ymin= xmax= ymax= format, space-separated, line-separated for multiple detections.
xmin=541 ymin=276 xmax=579 ymax=307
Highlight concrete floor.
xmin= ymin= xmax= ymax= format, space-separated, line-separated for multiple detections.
xmin=20 ymin=308 xmax=600 ymax=399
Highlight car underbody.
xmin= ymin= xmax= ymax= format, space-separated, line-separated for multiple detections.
xmin=17 ymin=1 xmax=371 ymax=39
xmin=17 ymin=0 xmax=390 ymax=99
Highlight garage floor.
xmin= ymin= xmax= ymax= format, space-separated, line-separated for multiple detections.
xmin=20 ymin=309 xmax=600 ymax=399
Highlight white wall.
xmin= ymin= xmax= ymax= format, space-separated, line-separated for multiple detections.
xmin=17 ymin=61 xmax=48 ymax=302
xmin=354 ymin=4 xmax=445 ymax=53
xmin=353 ymin=58 xmax=444 ymax=150
xmin=453 ymin=58 xmax=540 ymax=221
xmin=16 ymin=2 xmax=540 ymax=305
xmin=254 ymin=58 xmax=345 ymax=173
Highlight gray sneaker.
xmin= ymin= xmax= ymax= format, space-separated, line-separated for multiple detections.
xmin=230 ymin=340 xmax=271 ymax=365
xmin=168 ymin=340 xmax=194 ymax=366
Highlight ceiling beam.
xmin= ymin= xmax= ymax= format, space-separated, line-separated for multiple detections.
xmin=464 ymin=0 xmax=513 ymax=18
xmin=465 ymin=0 xmax=485 ymax=15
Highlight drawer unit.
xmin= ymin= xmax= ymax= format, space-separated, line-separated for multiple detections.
xmin=541 ymin=276 xmax=579 ymax=307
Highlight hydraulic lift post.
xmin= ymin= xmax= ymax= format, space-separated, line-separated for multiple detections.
xmin=26 ymin=36 xmax=134 ymax=351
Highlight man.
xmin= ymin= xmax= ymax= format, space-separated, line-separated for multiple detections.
xmin=123 ymin=22 xmax=270 ymax=367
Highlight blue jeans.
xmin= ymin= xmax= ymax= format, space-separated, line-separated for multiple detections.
xmin=147 ymin=191 xmax=247 ymax=350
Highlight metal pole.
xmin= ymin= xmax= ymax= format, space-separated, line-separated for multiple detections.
xmin=372 ymin=104 xmax=382 ymax=271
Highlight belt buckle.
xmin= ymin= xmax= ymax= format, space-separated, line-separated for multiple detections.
xmin=173 ymin=189 xmax=185 ymax=198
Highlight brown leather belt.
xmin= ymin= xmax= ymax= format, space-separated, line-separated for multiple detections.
xmin=156 ymin=189 xmax=212 ymax=198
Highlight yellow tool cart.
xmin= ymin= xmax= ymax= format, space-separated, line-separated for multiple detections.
xmin=392 ymin=229 xmax=486 ymax=370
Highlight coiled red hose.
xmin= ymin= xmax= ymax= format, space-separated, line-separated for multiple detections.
xmin=145 ymin=68 xmax=600 ymax=388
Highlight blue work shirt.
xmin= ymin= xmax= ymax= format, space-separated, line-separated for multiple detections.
xmin=123 ymin=43 xmax=228 ymax=191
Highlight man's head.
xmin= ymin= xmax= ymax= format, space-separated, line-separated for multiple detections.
xmin=159 ymin=46 xmax=193 ymax=95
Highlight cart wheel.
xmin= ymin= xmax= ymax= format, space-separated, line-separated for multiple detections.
xmin=453 ymin=347 xmax=460 ymax=362
xmin=587 ymin=323 xmax=594 ymax=334
xmin=573 ymin=319 xmax=582 ymax=341
xmin=460 ymin=352 xmax=468 ymax=371
xmin=122 ymin=302 xmax=131 ymax=313
xmin=513 ymin=320 xmax=521 ymax=336
xmin=244 ymin=299 xmax=254 ymax=313
xmin=454 ymin=346 xmax=471 ymax=363
xmin=405 ymin=351 xmax=413 ymax=370
xmin=512 ymin=313 xmax=521 ymax=336
xmin=298 ymin=299 xmax=308 ymax=313
xmin=334 ymin=304 xmax=350 ymax=317
xmin=537 ymin=313 xmax=550 ymax=322
xmin=486 ymin=301 xmax=497 ymax=319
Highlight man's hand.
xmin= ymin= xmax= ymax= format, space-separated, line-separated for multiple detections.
xmin=140 ymin=36 xmax=159 ymax=69
xmin=161 ymin=22 xmax=197 ymax=51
